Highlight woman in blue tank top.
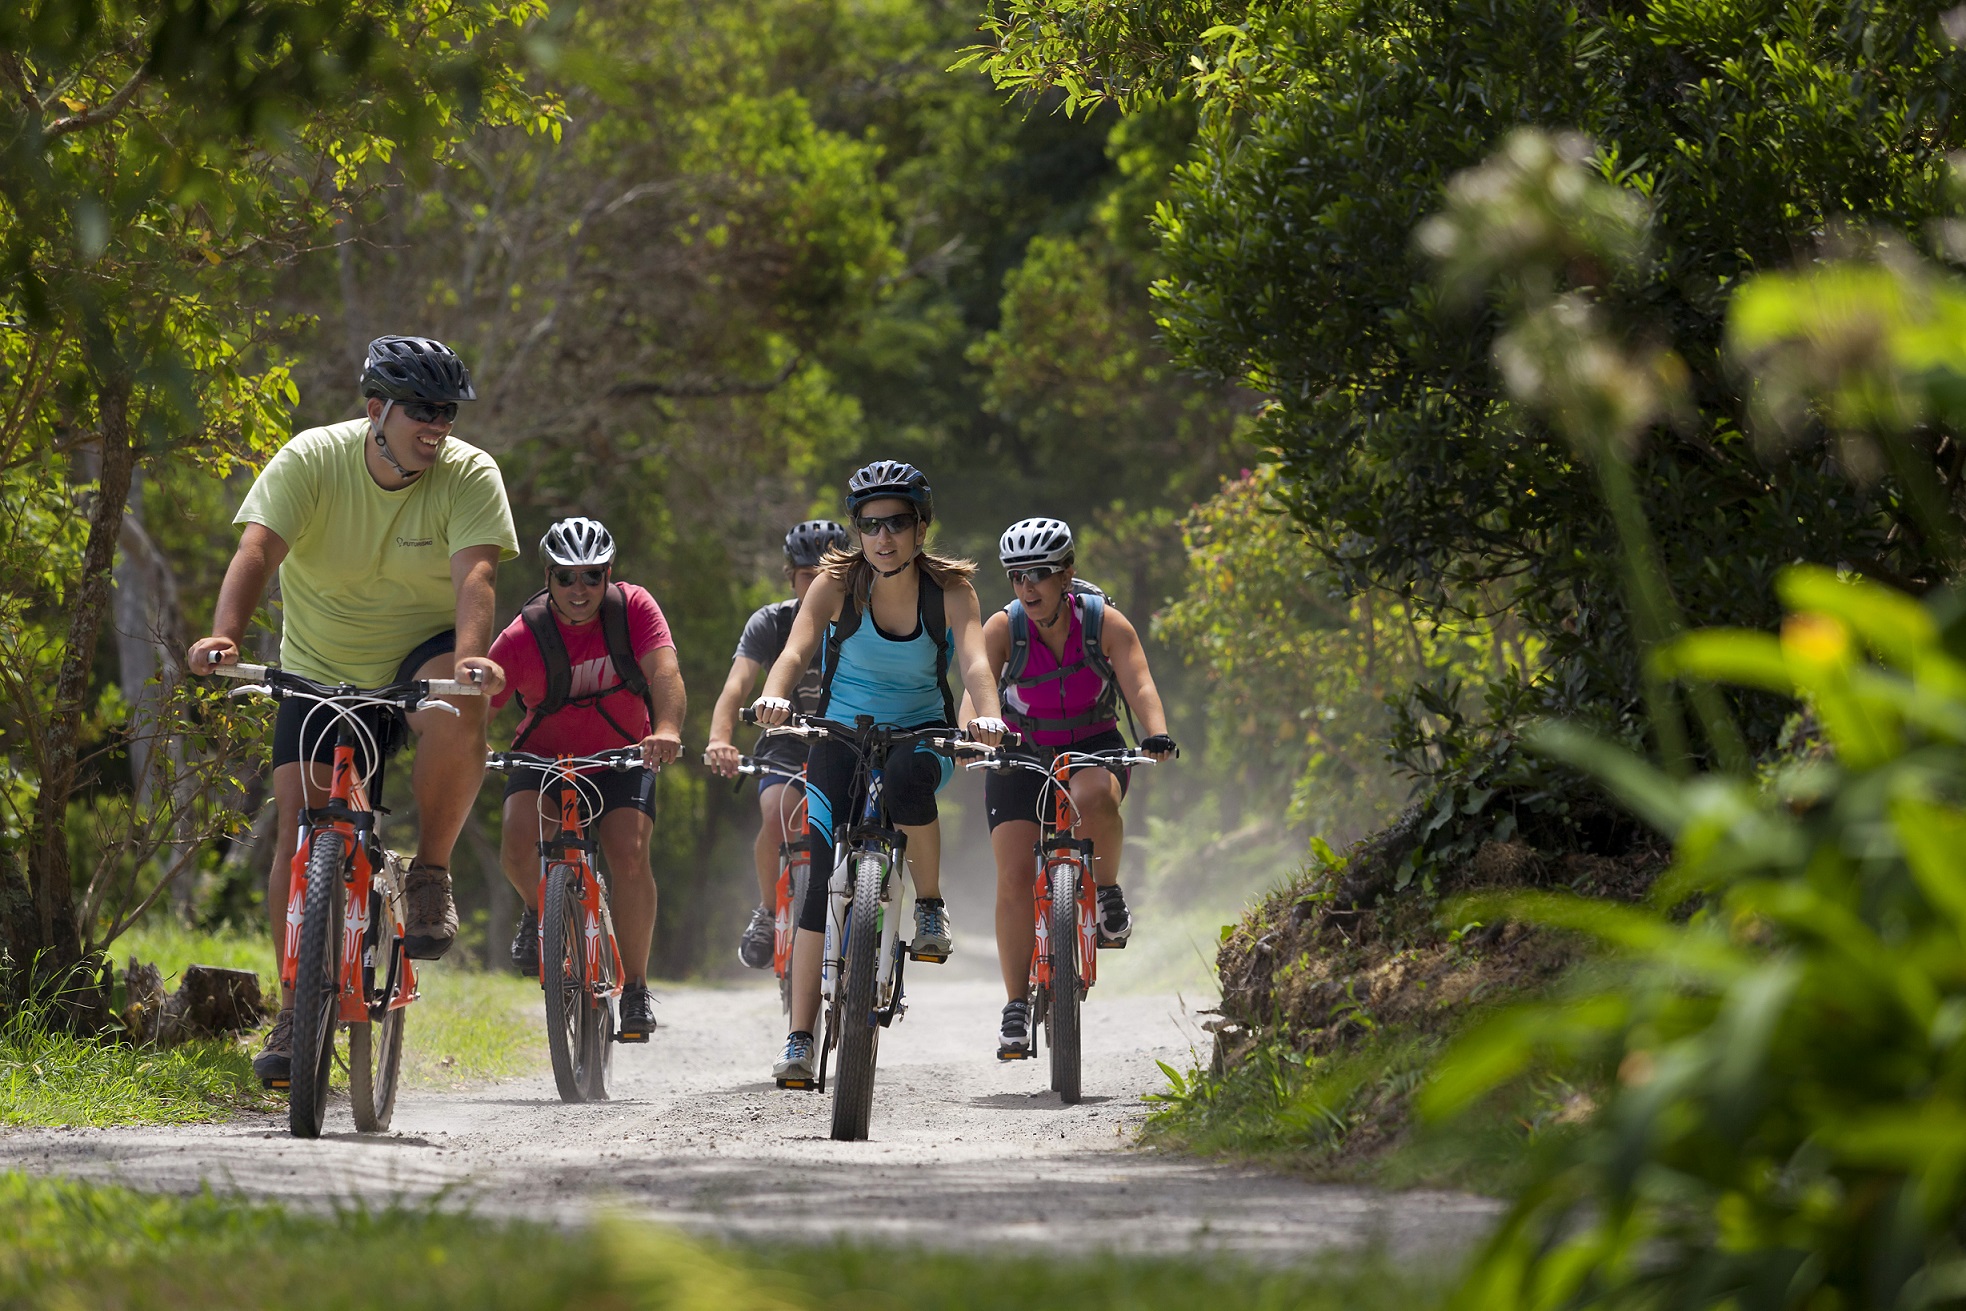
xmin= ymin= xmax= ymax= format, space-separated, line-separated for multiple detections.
xmin=751 ymin=461 xmax=1008 ymax=1083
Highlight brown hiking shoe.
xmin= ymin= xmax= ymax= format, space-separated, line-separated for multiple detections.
xmin=253 ymin=1007 xmax=294 ymax=1088
xmin=403 ymin=862 xmax=458 ymax=960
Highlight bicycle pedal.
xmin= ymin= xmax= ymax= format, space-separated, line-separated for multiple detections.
xmin=1096 ymin=937 xmax=1129 ymax=950
xmin=776 ymin=1076 xmax=817 ymax=1091
xmin=907 ymin=949 xmax=948 ymax=964
xmin=261 ymin=1077 xmax=290 ymax=1091
xmin=614 ymin=1029 xmax=652 ymax=1044
xmin=997 ymin=1049 xmax=1033 ymax=1061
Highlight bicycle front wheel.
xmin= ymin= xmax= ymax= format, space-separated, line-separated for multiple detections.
xmin=542 ymin=863 xmax=595 ymax=1103
xmin=830 ymin=850 xmax=886 ymax=1141
xmin=289 ymin=831 xmax=347 ymax=1139
xmin=351 ymin=886 xmax=407 ymax=1132
xmin=1048 ymin=860 xmax=1083 ymax=1104
xmin=579 ymin=893 xmax=618 ymax=1102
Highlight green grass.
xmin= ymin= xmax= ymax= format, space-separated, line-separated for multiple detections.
xmin=0 ymin=927 xmax=547 ymax=1129
xmin=1141 ymin=1025 xmax=1573 ymax=1197
xmin=0 ymin=1171 xmax=1447 ymax=1311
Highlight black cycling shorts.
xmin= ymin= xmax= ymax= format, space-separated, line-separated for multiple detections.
xmin=797 ymin=729 xmax=952 ymax=933
xmin=503 ymin=764 xmax=656 ymax=822
xmin=984 ymin=726 xmax=1132 ymax=831
xmin=270 ymin=630 xmax=456 ymax=799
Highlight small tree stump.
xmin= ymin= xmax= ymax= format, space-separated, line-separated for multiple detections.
xmin=123 ymin=958 xmax=267 ymax=1046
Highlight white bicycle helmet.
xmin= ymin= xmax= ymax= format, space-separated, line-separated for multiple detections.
xmin=539 ymin=516 xmax=616 ymax=567
xmin=999 ymin=517 xmax=1075 ymax=570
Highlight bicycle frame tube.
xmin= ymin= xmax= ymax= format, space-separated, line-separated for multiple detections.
xmin=773 ymin=778 xmax=810 ymax=981
xmin=282 ymin=732 xmax=406 ymax=1023
xmin=534 ymin=759 xmax=625 ymax=1001
xmin=1030 ymin=753 xmax=1096 ymax=995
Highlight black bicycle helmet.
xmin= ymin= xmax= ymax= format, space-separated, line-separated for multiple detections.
xmin=539 ymin=516 xmax=616 ymax=567
xmin=784 ymin=519 xmax=850 ymax=568
xmin=999 ymin=517 xmax=1075 ymax=570
xmin=845 ymin=460 xmax=934 ymax=523
xmin=359 ymin=335 xmax=477 ymax=403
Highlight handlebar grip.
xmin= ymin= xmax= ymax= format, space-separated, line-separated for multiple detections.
xmin=1002 ymin=729 xmax=1023 ymax=746
xmin=739 ymin=706 xmax=759 ymax=725
xmin=425 ymin=679 xmax=483 ymax=698
xmin=208 ymin=662 xmax=269 ymax=680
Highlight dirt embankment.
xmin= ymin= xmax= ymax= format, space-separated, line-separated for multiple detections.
xmin=1208 ymin=816 xmax=1665 ymax=1074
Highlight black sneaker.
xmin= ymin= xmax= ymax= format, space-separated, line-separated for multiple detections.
xmin=253 ymin=1007 xmax=294 ymax=1088
xmin=997 ymin=998 xmax=1032 ymax=1060
xmin=1097 ymin=884 xmax=1132 ymax=948
xmin=616 ymin=980 xmax=655 ymax=1043
xmin=511 ymin=906 xmax=539 ymax=977
xmin=738 ymin=904 xmax=774 ymax=970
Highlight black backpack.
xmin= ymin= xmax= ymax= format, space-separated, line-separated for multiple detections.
xmin=1000 ymin=580 xmax=1133 ymax=738
xmin=512 ymin=584 xmax=654 ymax=749
xmin=816 ymin=569 xmax=957 ymax=725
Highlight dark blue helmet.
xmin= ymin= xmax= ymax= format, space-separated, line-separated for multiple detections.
xmin=784 ymin=519 xmax=850 ymax=567
xmin=845 ymin=460 xmax=933 ymax=523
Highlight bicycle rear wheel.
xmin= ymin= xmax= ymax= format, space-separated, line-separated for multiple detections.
xmin=351 ymin=884 xmax=407 ymax=1132
xmin=1048 ymin=860 xmax=1083 ymax=1104
xmin=542 ymin=862 xmax=593 ymax=1103
xmin=289 ymin=831 xmax=346 ymax=1139
xmin=830 ymin=850 xmax=886 ymax=1141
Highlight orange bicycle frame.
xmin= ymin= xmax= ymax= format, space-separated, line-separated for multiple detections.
xmin=773 ymin=773 xmax=811 ymax=980
xmin=534 ymin=758 xmax=626 ymax=1001
xmin=1030 ymin=753 xmax=1098 ymax=994
xmin=281 ymin=744 xmax=416 ymax=1022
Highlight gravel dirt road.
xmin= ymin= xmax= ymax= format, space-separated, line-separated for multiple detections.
xmin=0 ymin=969 xmax=1499 ymax=1261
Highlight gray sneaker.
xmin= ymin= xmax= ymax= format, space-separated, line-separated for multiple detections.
xmin=909 ymin=897 xmax=952 ymax=962
xmin=738 ymin=904 xmax=774 ymax=970
xmin=403 ymin=862 xmax=458 ymax=960
xmin=774 ymin=1030 xmax=816 ymax=1086
xmin=253 ymin=1007 xmax=294 ymax=1088
xmin=997 ymin=998 xmax=1031 ymax=1061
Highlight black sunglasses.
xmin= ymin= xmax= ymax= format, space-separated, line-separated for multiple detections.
xmin=550 ymin=567 xmax=607 ymax=588
xmin=1006 ymin=565 xmax=1063 ymax=585
xmin=398 ymin=400 xmax=459 ymax=424
xmin=854 ymin=511 xmax=919 ymax=538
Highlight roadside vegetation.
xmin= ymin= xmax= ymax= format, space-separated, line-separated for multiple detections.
xmin=0 ymin=1172 xmax=1440 ymax=1311
xmin=1 ymin=926 xmax=543 ymax=1129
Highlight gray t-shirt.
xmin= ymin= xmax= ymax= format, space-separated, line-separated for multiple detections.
xmin=735 ymin=598 xmax=823 ymax=770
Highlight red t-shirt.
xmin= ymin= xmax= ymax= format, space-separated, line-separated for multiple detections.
xmin=489 ymin=582 xmax=674 ymax=756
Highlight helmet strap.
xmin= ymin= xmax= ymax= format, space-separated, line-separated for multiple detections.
xmin=370 ymin=400 xmax=422 ymax=483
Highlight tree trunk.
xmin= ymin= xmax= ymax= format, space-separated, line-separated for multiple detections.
xmin=15 ymin=374 xmax=138 ymax=1022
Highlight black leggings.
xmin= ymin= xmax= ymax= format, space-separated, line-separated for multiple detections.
xmin=797 ymin=732 xmax=951 ymax=932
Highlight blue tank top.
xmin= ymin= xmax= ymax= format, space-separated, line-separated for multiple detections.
xmin=822 ymin=591 xmax=949 ymax=728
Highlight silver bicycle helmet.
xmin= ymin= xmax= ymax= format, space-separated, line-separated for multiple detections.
xmin=539 ymin=516 xmax=616 ymax=567
xmin=999 ymin=517 xmax=1075 ymax=570
xmin=784 ymin=519 xmax=850 ymax=567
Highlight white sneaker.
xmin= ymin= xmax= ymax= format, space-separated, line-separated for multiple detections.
xmin=997 ymin=999 xmax=1031 ymax=1060
xmin=774 ymin=1031 xmax=816 ymax=1085
xmin=910 ymin=898 xmax=952 ymax=961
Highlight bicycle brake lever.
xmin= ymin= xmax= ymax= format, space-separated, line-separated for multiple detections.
xmin=415 ymin=698 xmax=462 ymax=717
xmin=227 ymin=684 xmax=272 ymax=698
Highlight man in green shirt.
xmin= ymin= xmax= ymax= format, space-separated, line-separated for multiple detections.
xmin=188 ymin=336 xmax=519 ymax=1086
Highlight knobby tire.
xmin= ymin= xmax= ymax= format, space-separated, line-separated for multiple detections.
xmin=351 ymin=884 xmax=407 ymax=1132
xmin=1048 ymin=861 xmax=1083 ymax=1104
xmin=542 ymin=863 xmax=595 ymax=1103
xmin=289 ymin=831 xmax=346 ymax=1139
xmin=830 ymin=850 xmax=886 ymax=1141
xmin=581 ymin=892 xmax=618 ymax=1101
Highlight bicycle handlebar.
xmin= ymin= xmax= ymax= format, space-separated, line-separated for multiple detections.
xmin=962 ymin=747 xmax=1162 ymax=774
xmin=739 ymin=705 xmax=1019 ymax=752
xmin=735 ymin=756 xmax=806 ymax=783
xmin=485 ymin=747 xmax=645 ymax=774
xmin=205 ymin=660 xmax=483 ymax=703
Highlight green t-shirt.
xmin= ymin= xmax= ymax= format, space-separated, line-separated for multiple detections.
xmin=234 ymin=418 xmax=519 ymax=686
